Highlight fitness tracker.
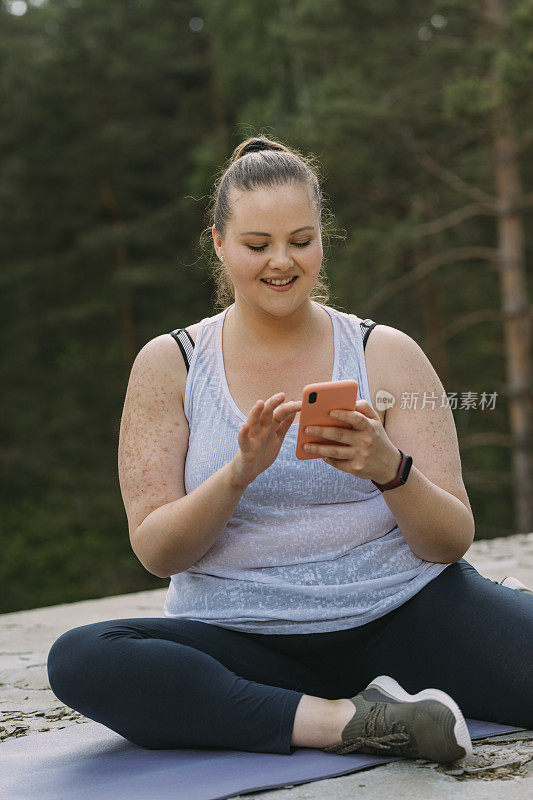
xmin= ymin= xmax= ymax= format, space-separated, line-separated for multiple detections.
xmin=371 ymin=449 xmax=413 ymax=492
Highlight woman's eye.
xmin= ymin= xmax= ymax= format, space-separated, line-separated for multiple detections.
xmin=247 ymin=241 xmax=311 ymax=252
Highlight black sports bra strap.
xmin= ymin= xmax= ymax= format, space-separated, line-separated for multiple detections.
xmin=169 ymin=319 xmax=378 ymax=372
xmin=360 ymin=318 xmax=378 ymax=350
xmin=169 ymin=329 xmax=195 ymax=372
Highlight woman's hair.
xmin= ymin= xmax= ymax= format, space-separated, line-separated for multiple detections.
xmin=199 ymin=134 xmax=342 ymax=310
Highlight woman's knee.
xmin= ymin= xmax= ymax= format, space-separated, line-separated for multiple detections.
xmin=47 ymin=621 xmax=110 ymax=706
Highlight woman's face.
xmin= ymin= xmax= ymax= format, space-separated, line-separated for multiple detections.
xmin=212 ymin=182 xmax=323 ymax=310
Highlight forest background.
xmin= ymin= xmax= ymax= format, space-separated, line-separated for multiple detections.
xmin=1 ymin=0 xmax=532 ymax=613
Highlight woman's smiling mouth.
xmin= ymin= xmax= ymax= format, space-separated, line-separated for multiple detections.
xmin=261 ymin=276 xmax=298 ymax=290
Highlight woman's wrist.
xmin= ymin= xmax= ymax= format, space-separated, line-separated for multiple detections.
xmin=374 ymin=447 xmax=403 ymax=485
xmin=227 ymin=455 xmax=252 ymax=492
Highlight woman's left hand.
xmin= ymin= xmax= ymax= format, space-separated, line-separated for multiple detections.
xmin=303 ymin=399 xmax=402 ymax=483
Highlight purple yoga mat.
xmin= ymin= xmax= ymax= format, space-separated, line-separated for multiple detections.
xmin=0 ymin=718 xmax=527 ymax=800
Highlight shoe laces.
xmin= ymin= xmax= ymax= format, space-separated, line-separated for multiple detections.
xmin=323 ymin=702 xmax=411 ymax=755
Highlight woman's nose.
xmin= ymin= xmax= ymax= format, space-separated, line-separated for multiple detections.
xmin=268 ymin=247 xmax=293 ymax=265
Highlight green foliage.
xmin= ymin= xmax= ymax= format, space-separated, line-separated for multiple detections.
xmin=443 ymin=77 xmax=497 ymax=121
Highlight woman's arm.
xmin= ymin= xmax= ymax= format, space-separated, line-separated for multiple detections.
xmin=132 ymin=463 xmax=247 ymax=578
xmin=370 ymin=327 xmax=475 ymax=564
xmin=119 ymin=335 xmax=247 ymax=578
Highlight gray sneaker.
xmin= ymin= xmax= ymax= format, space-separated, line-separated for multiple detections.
xmin=322 ymin=675 xmax=472 ymax=764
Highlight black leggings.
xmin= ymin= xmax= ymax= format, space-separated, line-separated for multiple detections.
xmin=47 ymin=559 xmax=533 ymax=754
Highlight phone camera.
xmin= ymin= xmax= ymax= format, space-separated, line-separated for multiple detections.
xmin=308 ymin=391 xmax=317 ymax=404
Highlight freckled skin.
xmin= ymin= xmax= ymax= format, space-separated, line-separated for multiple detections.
xmin=118 ymin=334 xmax=190 ymax=536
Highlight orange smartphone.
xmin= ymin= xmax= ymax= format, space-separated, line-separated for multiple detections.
xmin=295 ymin=380 xmax=358 ymax=460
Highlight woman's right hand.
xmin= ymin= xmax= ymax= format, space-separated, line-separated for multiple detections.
xmin=229 ymin=392 xmax=302 ymax=490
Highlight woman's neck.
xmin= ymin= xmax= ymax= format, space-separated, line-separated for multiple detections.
xmin=226 ymin=300 xmax=327 ymax=357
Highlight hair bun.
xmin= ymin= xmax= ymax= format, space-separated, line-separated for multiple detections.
xmin=242 ymin=140 xmax=272 ymax=155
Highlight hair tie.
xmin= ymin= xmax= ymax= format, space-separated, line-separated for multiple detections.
xmin=242 ymin=140 xmax=272 ymax=155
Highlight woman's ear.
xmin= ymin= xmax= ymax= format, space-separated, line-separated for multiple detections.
xmin=212 ymin=225 xmax=223 ymax=259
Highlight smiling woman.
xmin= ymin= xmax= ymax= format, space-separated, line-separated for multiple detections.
xmin=46 ymin=133 xmax=533 ymax=764
xmin=200 ymin=137 xmax=339 ymax=313
xmin=209 ymin=174 xmax=328 ymax=351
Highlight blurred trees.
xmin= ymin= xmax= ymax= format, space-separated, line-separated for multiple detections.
xmin=1 ymin=0 xmax=531 ymax=612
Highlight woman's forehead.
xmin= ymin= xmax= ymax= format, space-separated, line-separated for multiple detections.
xmin=228 ymin=184 xmax=316 ymax=222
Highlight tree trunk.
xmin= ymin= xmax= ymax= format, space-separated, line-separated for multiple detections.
xmin=485 ymin=0 xmax=533 ymax=532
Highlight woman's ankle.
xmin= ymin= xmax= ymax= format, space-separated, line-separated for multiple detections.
xmin=291 ymin=696 xmax=355 ymax=748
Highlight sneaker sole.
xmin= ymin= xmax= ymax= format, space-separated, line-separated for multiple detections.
xmin=366 ymin=675 xmax=473 ymax=758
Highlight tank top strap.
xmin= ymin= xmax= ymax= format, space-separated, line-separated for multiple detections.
xmin=169 ymin=329 xmax=195 ymax=372
xmin=360 ymin=318 xmax=378 ymax=350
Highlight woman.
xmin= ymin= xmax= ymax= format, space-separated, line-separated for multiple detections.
xmin=47 ymin=136 xmax=533 ymax=764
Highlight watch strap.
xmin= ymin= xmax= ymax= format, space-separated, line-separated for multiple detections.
xmin=371 ymin=449 xmax=413 ymax=492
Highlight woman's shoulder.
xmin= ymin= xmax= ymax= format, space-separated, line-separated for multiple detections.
xmin=132 ymin=325 xmax=201 ymax=413
xmin=133 ymin=333 xmax=189 ymax=392
xmin=365 ymin=322 xmax=412 ymax=347
xmin=365 ymin=323 xmax=425 ymax=361
xmin=363 ymin=323 xmax=421 ymax=416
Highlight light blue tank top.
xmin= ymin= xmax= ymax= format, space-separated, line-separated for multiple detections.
xmin=163 ymin=302 xmax=451 ymax=633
